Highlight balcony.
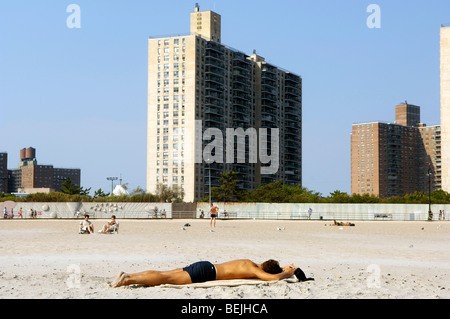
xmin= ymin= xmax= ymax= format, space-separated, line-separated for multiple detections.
xmin=205 ymin=75 xmax=224 ymax=85
xmin=205 ymin=44 xmax=225 ymax=54
xmin=232 ymin=100 xmax=250 ymax=109
xmin=205 ymin=51 xmax=224 ymax=61
xmin=205 ymin=67 xmax=225 ymax=77
xmin=204 ymin=107 xmax=223 ymax=116
xmin=204 ymin=91 xmax=224 ymax=100
xmin=204 ymin=115 xmax=225 ymax=126
xmin=285 ymin=121 xmax=300 ymax=129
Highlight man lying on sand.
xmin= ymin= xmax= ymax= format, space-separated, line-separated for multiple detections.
xmin=333 ymin=220 xmax=355 ymax=227
xmin=112 ymin=259 xmax=313 ymax=288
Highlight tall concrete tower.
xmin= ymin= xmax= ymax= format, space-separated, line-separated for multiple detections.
xmin=441 ymin=26 xmax=450 ymax=192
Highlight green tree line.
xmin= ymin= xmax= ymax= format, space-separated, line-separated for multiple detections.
xmin=2 ymin=174 xmax=450 ymax=204
xmin=201 ymin=171 xmax=450 ymax=204
xmin=0 ymin=177 xmax=184 ymax=203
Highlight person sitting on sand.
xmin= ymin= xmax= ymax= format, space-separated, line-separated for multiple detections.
xmin=79 ymin=215 xmax=95 ymax=234
xmin=111 ymin=259 xmax=313 ymax=288
xmin=333 ymin=220 xmax=355 ymax=227
xmin=99 ymin=215 xmax=119 ymax=234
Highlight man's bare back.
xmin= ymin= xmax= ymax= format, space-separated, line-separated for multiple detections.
xmin=214 ymin=259 xmax=294 ymax=281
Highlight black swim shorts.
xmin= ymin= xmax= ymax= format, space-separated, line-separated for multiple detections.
xmin=183 ymin=261 xmax=216 ymax=283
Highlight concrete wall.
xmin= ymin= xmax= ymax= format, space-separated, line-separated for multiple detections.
xmin=196 ymin=202 xmax=450 ymax=221
xmin=2 ymin=201 xmax=450 ymax=221
xmin=2 ymin=202 xmax=174 ymax=219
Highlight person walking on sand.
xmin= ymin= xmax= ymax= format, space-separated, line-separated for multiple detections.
xmin=111 ymin=259 xmax=313 ymax=288
xmin=308 ymin=208 xmax=312 ymax=220
xmin=18 ymin=207 xmax=23 ymax=219
xmin=208 ymin=202 xmax=219 ymax=231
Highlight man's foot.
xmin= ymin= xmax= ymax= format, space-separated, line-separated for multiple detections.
xmin=111 ymin=272 xmax=127 ymax=288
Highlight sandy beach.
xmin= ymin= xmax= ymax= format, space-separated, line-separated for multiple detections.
xmin=0 ymin=218 xmax=448 ymax=299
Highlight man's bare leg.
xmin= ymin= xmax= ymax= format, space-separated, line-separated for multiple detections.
xmin=111 ymin=268 xmax=191 ymax=288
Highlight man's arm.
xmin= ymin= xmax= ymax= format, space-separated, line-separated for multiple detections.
xmin=252 ymin=264 xmax=297 ymax=281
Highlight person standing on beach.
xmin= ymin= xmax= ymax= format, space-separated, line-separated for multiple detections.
xmin=209 ymin=203 xmax=219 ymax=231
xmin=308 ymin=208 xmax=312 ymax=220
xmin=18 ymin=208 xmax=23 ymax=219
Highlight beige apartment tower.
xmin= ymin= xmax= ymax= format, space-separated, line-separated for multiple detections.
xmin=441 ymin=25 xmax=450 ymax=192
xmin=147 ymin=5 xmax=302 ymax=202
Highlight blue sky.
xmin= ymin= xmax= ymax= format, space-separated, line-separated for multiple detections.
xmin=0 ymin=0 xmax=449 ymax=196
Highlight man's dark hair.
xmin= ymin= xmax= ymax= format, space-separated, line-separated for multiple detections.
xmin=261 ymin=259 xmax=282 ymax=274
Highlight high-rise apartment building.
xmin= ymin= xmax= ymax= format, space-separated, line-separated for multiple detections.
xmin=6 ymin=147 xmax=81 ymax=193
xmin=418 ymin=124 xmax=441 ymax=191
xmin=351 ymin=103 xmax=441 ymax=198
xmin=395 ymin=102 xmax=420 ymax=127
xmin=147 ymin=5 xmax=302 ymax=202
xmin=0 ymin=152 xmax=7 ymax=193
xmin=440 ymin=25 xmax=450 ymax=192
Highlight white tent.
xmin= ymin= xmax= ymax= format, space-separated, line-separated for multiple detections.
xmin=113 ymin=184 xmax=129 ymax=196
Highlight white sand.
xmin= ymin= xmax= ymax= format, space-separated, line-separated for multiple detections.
xmin=0 ymin=219 xmax=448 ymax=299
